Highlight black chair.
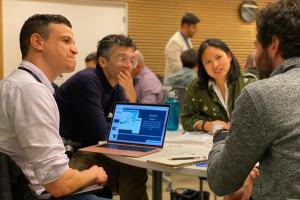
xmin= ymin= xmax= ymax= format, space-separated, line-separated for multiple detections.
xmin=171 ymin=86 xmax=187 ymax=124
xmin=38 ymin=185 xmax=104 ymax=200
xmin=62 ymin=137 xmax=82 ymax=159
xmin=0 ymin=151 xmax=103 ymax=200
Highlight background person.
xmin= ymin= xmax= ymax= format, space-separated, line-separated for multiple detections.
xmin=131 ymin=50 xmax=163 ymax=103
xmin=85 ymin=52 xmax=97 ymax=68
xmin=164 ymin=13 xmax=200 ymax=84
xmin=165 ymin=49 xmax=198 ymax=87
xmin=244 ymin=51 xmax=259 ymax=79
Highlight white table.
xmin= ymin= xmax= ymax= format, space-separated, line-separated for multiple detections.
xmin=103 ymin=129 xmax=213 ymax=200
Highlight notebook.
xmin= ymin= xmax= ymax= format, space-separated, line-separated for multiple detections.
xmin=79 ymin=102 xmax=171 ymax=157
xmin=147 ymin=155 xmax=208 ymax=169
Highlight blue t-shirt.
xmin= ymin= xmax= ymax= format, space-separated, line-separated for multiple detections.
xmin=180 ymin=31 xmax=191 ymax=49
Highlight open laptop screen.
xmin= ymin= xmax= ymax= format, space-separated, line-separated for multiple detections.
xmin=108 ymin=103 xmax=170 ymax=147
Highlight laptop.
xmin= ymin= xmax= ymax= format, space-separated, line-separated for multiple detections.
xmin=79 ymin=102 xmax=171 ymax=157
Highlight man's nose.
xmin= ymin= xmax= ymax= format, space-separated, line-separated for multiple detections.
xmin=71 ymin=44 xmax=78 ymax=55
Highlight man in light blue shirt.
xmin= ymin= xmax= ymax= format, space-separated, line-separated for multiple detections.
xmin=0 ymin=14 xmax=109 ymax=199
xmin=165 ymin=49 xmax=198 ymax=87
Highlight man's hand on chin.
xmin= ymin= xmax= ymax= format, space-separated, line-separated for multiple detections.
xmin=118 ymin=70 xmax=137 ymax=103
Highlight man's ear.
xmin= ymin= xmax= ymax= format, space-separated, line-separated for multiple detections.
xmin=243 ymin=62 xmax=247 ymax=71
xmin=98 ymin=57 xmax=107 ymax=68
xmin=269 ymin=35 xmax=281 ymax=59
xmin=30 ymin=33 xmax=43 ymax=51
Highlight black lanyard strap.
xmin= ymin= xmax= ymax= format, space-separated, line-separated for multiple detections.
xmin=18 ymin=67 xmax=42 ymax=84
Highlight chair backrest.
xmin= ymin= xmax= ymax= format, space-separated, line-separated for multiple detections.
xmin=0 ymin=152 xmax=38 ymax=199
xmin=155 ymin=74 xmax=164 ymax=85
xmin=171 ymin=86 xmax=187 ymax=124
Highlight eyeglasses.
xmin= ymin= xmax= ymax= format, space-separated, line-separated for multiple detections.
xmin=116 ymin=56 xmax=138 ymax=68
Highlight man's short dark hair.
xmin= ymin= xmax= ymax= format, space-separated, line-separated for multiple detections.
xmin=181 ymin=13 xmax=200 ymax=27
xmin=20 ymin=14 xmax=72 ymax=59
xmin=85 ymin=52 xmax=97 ymax=64
xmin=181 ymin=49 xmax=198 ymax=69
xmin=256 ymin=0 xmax=300 ymax=58
xmin=96 ymin=34 xmax=136 ymax=61
xmin=197 ymin=38 xmax=241 ymax=90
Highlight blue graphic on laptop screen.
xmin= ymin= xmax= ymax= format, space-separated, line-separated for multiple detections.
xmin=109 ymin=104 xmax=169 ymax=146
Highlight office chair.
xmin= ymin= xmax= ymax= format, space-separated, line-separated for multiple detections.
xmin=171 ymin=86 xmax=187 ymax=124
xmin=162 ymin=85 xmax=173 ymax=102
xmin=62 ymin=137 xmax=82 ymax=159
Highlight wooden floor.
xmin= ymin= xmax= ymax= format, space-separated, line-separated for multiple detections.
xmin=113 ymin=173 xmax=224 ymax=200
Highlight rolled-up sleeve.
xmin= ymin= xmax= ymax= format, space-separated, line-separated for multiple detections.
xmin=10 ymin=83 xmax=69 ymax=185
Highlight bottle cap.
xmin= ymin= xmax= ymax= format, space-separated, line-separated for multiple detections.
xmin=168 ymin=91 xmax=176 ymax=98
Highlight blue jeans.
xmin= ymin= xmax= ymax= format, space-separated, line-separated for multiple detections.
xmin=69 ymin=194 xmax=112 ymax=200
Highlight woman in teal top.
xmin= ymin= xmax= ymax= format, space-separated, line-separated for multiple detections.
xmin=181 ymin=38 xmax=257 ymax=132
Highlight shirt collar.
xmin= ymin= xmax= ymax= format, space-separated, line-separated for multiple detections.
xmin=95 ymin=63 xmax=115 ymax=93
xmin=19 ymin=60 xmax=54 ymax=95
xmin=270 ymin=57 xmax=300 ymax=78
xmin=180 ymin=31 xmax=188 ymax=41
xmin=208 ymin=79 xmax=228 ymax=88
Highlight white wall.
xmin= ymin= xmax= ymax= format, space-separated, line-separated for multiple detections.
xmin=2 ymin=0 xmax=127 ymax=83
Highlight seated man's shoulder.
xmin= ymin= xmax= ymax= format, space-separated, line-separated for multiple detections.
xmin=142 ymin=68 xmax=162 ymax=85
xmin=187 ymin=78 xmax=199 ymax=88
xmin=242 ymin=77 xmax=279 ymax=98
xmin=62 ymin=68 xmax=99 ymax=88
xmin=1 ymin=72 xmax=51 ymax=97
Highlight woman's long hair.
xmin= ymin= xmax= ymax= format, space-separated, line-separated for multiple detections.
xmin=196 ymin=38 xmax=241 ymax=90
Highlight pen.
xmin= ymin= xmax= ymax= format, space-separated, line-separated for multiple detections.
xmin=169 ymin=157 xmax=201 ymax=160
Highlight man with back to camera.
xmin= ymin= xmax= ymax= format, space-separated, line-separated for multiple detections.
xmin=163 ymin=13 xmax=200 ymax=84
xmin=165 ymin=49 xmax=198 ymax=87
xmin=244 ymin=51 xmax=259 ymax=79
xmin=131 ymin=50 xmax=163 ymax=103
xmin=0 ymin=14 xmax=110 ymax=199
xmin=85 ymin=52 xmax=97 ymax=68
xmin=55 ymin=34 xmax=149 ymax=200
xmin=207 ymin=0 xmax=300 ymax=199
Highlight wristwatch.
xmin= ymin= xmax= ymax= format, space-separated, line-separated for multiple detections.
xmin=213 ymin=127 xmax=229 ymax=138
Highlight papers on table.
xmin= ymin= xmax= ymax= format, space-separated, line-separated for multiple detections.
xmin=165 ymin=131 xmax=213 ymax=145
xmin=147 ymin=154 xmax=207 ymax=169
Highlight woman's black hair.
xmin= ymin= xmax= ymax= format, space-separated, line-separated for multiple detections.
xmin=196 ymin=38 xmax=241 ymax=90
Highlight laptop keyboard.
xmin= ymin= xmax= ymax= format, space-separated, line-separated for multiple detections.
xmin=97 ymin=144 xmax=156 ymax=152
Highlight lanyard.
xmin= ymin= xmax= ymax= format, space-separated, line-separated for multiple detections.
xmin=18 ymin=67 xmax=42 ymax=84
